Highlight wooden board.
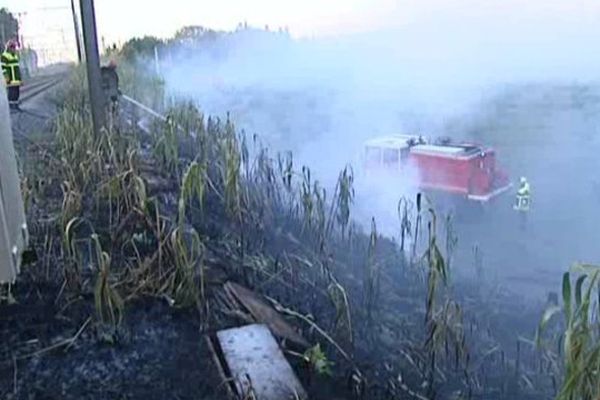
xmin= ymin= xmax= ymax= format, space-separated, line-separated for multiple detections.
xmin=224 ymin=281 xmax=309 ymax=348
xmin=216 ymin=324 xmax=307 ymax=400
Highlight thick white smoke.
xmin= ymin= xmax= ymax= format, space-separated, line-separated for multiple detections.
xmin=157 ymin=11 xmax=600 ymax=273
xmin=160 ymin=28 xmax=479 ymax=236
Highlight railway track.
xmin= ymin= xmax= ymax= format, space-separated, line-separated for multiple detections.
xmin=8 ymin=72 xmax=67 ymax=145
xmin=18 ymin=73 xmax=65 ymax=104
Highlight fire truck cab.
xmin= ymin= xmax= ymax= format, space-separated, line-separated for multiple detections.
xmin=363 ymin=134 xmax=512 ymax=203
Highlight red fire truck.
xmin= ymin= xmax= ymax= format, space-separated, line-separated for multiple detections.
xmin=363 ymin=135 xmax=512 ymax=205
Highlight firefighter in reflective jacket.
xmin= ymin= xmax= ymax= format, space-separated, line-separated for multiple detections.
xmin=1 ymin=40 xmax=22 ymax=109
xmin=514 ymin=176 xmax=530 ymax=229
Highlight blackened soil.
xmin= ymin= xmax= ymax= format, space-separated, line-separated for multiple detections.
xmin=0 ymin=274 xmax=225 ymax=400
xmin=2 ymin=82 xmax=227 ymax=400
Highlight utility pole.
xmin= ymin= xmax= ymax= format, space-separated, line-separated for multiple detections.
xmin=79 ymin=0 xmax=105 ymax=137
xmin=70 ymin=0 xmax=83 ymax=62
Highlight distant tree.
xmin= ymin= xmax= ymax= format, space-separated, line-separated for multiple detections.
xmin=0 ymin=8 xmax=18 ymax=48
xmin=166 ymin=25 xmax=224 ymax=56
xmin=174 ymin=25 xmax=209 ymax=40
xmin=172 ymin=25 xmax=222 ymax=46
xmin=120 ymin=36 xmax=165 ymax=60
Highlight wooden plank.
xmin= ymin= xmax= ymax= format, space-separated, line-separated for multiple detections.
xmin=224 ymin=282 xmax=309 ymax=348
xmin=216 ymin=324 xmax=307 ymax=400
xmin=205 ymin=334 xmax=237 ymax=400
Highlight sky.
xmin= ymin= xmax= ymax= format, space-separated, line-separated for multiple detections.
xmin=3 ymin=0 xmax=402 ymax=45
xmin=4 ymin=0 xmax=600 ymax=43
xmin=2 ymin=0 xmax=600 ymax=64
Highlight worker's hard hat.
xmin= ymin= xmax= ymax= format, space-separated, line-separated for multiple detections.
xmin=520 ymin=177 xmax=527 ymax=184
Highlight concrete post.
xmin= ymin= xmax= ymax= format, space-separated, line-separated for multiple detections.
xmin=0 ymin=83 xmax=28 ymax=283
xmin=79 ymin=0 xmax=105 ymax=137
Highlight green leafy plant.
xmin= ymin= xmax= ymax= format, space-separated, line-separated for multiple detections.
xmin=167 ymin=227 xmax=205 ymax=307
xmin=153 ymin=116 xmax=179 ymax=174
xmin=221 ymin=134 xmax=242 ymax=219
xmin=537 ymin=266 xmax=600 ymax=400
xmin=444 ymin=213 xmax=458 ymax=273
xmin=335 ymin=166 xmax=354 ymax=238
xmin=61 ymin=181 xmax=82 ymax=230
xmin=55 ymin=105 xmax=99 ymax=192
xmin=300 ymin=166 xmax=313 ymax=229
xmin=313 ymin=181 xmax=327 ymax=243
xmin=303 ymin=343 xmax=333 ymax=376
xmin=328 ymin=279 xmax=353 ymax=348
xmin=178 ymin=161 xmax=206 ymax=226
xmin=424 ymin=208 xmax=448 ymax=322
xmin=97 ymin=148 xmax=147 ymax=228
xmin=364 ymin=218 xmax=380 ymax=322
xmin=92 ymin=234 xmax=124 ymax=331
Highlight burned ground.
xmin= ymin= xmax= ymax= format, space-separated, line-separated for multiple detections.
xmin=0 ymin=68 xmax=590 ymax=400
